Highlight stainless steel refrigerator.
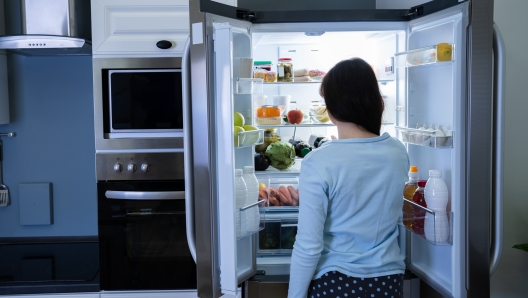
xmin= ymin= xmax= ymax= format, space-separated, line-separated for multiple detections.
xmin=183 ymin=0 xmax=504 ymax=297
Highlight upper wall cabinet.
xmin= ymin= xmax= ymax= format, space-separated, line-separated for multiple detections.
xmin=91 ymin=0 xmax=189 ymax=57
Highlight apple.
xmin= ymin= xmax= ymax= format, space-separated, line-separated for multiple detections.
xmin=287 ymin=109 xmax=304 ymax=125
xmin=234 ymin=112 xmax=245 ymax=127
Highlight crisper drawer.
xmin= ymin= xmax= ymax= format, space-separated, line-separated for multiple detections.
xmin=257 ymin=176 xmax=300 ymax=210
xmin=258 ymin=213 xmax=298 ymax=255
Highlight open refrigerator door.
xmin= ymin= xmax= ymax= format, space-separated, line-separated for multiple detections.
xmin=213 ymin=18 xmax=267 ymax=296
xmin=395 ymin=4 xmax=469 ymax=298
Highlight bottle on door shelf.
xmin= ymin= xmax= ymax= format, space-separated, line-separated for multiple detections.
xmin=412 ymin=180 xmax=428 ymax=236
xmin=243 ymin=166 xmax=260 ymax=233
xmin=235 ymin=169 xmax=248 ymax=238
xmin=424 ymin=169 xmax=450 ymax=243
xmin=403 ymin=166 xmax=419 ymax=229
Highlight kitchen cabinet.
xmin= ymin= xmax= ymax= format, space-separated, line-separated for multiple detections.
xmin=90 ymin=0 xmax=189 ymax=57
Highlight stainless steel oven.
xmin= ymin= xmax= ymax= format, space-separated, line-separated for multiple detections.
xmin=96 ymin=152 xmax=197 ymax=292
xmin=94 ymin=41 xmax=197 ymax=293
xmin=93 ymin=57 xmax=184 ymax=152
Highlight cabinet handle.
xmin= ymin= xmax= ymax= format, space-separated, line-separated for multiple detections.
xmin=156 ymin=40 xmax=173 ymax=49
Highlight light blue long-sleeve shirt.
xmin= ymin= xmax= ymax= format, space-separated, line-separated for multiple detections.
xmin=288 ymin=133 xmax=409 ymax=298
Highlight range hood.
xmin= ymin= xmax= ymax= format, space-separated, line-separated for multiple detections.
xmin=0 ymin=0 xmax=92 ymax=56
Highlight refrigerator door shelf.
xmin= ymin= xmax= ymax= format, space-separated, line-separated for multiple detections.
xmin=237 ymin=199 xmax=267 ymax=241
xmin=236 ymin=129 xmax=265 ymax=148
xmin=396 ymin=126 xmax=454 ymax=148
xmin=395 ymin=43 xmax=455 ymax=67
xmin=402 ymin=198 xmax=453 ymax=246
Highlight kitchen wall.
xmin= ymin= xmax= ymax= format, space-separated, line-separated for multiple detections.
xmin=0 ymin=53 xmax=97 ymax=237
xmin=491 ymin=0 xmax=528 ymax=297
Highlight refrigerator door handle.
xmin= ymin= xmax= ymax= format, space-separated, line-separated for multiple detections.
xmin=105 ymin=190 xmax=185 ymax=200
xmin=490 ymin=23 xmax=505 ymax=276
xmin=182 ymin=36 xmax=197 ymax=263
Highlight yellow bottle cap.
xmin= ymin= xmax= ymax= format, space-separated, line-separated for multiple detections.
xmin=409 ymin=166 xmax=418 ymax=172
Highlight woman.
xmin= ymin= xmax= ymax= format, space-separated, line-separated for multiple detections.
xmin=288 ymin=58 xmax=409 ymax=298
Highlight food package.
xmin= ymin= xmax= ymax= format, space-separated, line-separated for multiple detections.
xmin=293 ymin=75 xmax=310 ymax=82
xmin=308 ymin=69 xmax=326 ymax=77
xmin=293 ymin=68 xmax=309 ymax=77
xmin=256 ymin=105 xmax=282 ymax=125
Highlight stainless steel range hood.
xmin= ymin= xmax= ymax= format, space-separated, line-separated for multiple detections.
xmin=0 ymin=0 xmax=92 ymax=56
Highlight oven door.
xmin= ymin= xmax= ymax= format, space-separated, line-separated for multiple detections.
xmin=97 ymin=181 xmax=196 ymax=291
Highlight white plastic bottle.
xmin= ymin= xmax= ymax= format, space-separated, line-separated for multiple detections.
xmin=243 ymin=166 xmax=260 ymax=233
xmin=235 ymin=169 xmax=248 ymax=238
xmin=424 ymin=169 xmax=450 ymax=243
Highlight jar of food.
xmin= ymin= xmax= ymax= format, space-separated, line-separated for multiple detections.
xmin=255 ymin=128 xmax=281 ymax=153
xmin=277 ymin=58 xmax=294 ymax=82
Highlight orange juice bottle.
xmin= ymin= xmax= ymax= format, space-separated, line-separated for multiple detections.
xmin=403 ymin=166 xmax=419 ymax=228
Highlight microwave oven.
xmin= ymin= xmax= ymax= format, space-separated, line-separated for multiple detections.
xmin=93 ymin=57 xmax=185 ymax=152
xmin=108 ymin=69 xmax=183 ymax=138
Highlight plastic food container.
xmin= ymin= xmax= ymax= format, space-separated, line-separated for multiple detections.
xmin=272 ymin=95 xmax=291 ymax=115
xmin=309 ymin=103 xmax=330 ymax=123
xmin=256 ymin=105 xmax=282 ymax=125
xmin=264 ymin=72 xmax=277 ymax=82
xmin=257 ymin=176 xmax=299 ymax=209
xmin=254 ymin=61 xmax=273 ymax=71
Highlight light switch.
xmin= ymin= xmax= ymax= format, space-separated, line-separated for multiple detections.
xmin=19 ymin=183 xmax=53 ymax=225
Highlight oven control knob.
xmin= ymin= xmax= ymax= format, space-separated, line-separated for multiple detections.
xmin=141 ymin=163 xmax=150 ymax=172
xmin=113 ymin=163 xmax=123 ymax=173
xmin=127 ymin=163 xmax=137 ymax=172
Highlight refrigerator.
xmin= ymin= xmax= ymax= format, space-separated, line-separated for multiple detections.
xmin=183 ymin=0 xmax=504 ymax=297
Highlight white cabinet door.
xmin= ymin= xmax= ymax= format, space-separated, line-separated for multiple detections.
xmin=91 ymin=0 xmax=189 ymax=57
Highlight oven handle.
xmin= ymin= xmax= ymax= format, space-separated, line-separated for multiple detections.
xmin=105 ymin=190 xmax=185 ymax=200
xmin=182 ymin=36 xmax=197 ymax=263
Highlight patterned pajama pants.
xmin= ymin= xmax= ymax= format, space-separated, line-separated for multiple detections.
xmin=307 ymin=271 xmax=404 ymax=298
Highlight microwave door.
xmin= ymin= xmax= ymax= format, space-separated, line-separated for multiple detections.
xmin=108 ymin=69 xmax=184 ymax=138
